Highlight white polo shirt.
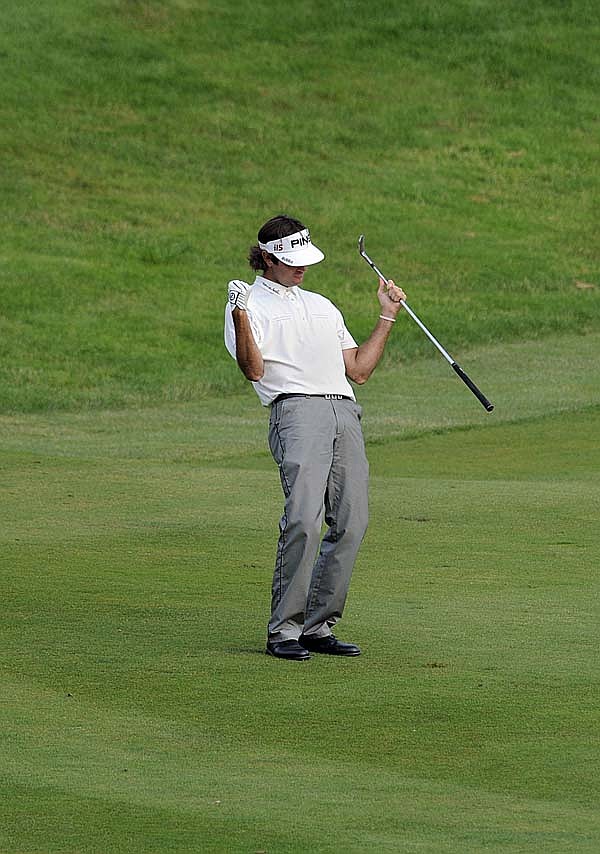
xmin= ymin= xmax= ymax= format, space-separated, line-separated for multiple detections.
xmin=224 ymin=275 xmax=358 ymax=406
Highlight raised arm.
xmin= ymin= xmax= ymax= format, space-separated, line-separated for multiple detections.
xmin=228 ymin=280 xmax=264 ymax=382
xmin=343 ymin=278 xmax=406 ymax=384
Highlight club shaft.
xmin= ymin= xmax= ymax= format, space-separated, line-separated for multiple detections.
xmin=397 ymin=302 xmax=454 ymax=365
xmin=358 ymin=238 xmax=494 ymax=412
xmin=360 ymin=252 xmax=453 ymax=363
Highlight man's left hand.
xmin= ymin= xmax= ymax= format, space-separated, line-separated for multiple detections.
xmin=228 ymin=279 xmax=251 ymax=311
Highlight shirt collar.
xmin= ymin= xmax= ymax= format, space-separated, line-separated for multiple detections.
xmin=255 ymin=275 xmax=299 ymax=299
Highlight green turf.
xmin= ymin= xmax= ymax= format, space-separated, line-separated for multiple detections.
xmin=2 ymin=334 xmax=600 ymax=852
xmin=1 ymin=0 xmax=599 ymax=411
xmin=2 ymin=1 xmax=600 ymax=850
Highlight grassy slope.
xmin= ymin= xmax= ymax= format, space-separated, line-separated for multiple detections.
xmin=1 ymin=0 xmax=599 ymax=411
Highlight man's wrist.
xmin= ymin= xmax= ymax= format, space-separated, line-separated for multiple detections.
xmin=379 ymin=314 xmax=396 ymax=323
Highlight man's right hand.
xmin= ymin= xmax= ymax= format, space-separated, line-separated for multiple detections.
xmin=228 ymin=279 xmax=250 ymax=311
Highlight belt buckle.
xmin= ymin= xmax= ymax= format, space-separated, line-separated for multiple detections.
xmin=324 ymin=394 xmax=343 ymax=400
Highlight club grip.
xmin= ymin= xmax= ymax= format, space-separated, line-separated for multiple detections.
xmin=451 ymin=363 xmax=494 ymax=412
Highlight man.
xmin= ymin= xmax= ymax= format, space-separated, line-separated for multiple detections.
xmin=224 ymin=214 xmax=406 ymax=661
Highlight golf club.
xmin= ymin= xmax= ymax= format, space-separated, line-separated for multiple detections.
xmin=358 ymin=235 xmax=494 ymax=412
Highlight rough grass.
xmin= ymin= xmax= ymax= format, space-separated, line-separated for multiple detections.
xmin=1 ymin=0 xmax=599 ymax=411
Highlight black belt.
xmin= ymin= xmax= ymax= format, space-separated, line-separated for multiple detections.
xmin=271 ymin=393 xmax=351 ymax=406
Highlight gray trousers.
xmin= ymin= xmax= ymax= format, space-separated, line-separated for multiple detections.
xmin=267 ymin=396 xmax=369 ymax=642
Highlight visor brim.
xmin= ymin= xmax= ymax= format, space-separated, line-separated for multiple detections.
xmin=271 ymin=244 xmax=325 ymax=267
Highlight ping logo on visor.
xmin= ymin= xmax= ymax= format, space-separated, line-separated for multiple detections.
xmin=290 ymin=234 xmax=311 ymax=248
xmin=258 ymin=228 xmax=325 ymax=267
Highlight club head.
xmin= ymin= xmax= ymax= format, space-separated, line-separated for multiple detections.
xmin=357 ymin=235 xmax=388 ymax=284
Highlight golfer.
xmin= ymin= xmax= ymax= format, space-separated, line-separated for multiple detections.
xmin=224 ymin=214 xmax=406 ymax=661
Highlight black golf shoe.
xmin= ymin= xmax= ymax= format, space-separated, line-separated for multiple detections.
xmin=298 ymin=634 xmax=361 ymax=656
xmin=266 ymin=639 xmax=310 ymax=661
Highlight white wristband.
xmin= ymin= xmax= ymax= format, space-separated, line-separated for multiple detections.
xmin=379 ymin=315 xmax=396 ymax=323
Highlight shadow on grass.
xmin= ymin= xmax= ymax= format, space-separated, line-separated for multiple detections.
xmin=223 ymin=646 xmax=268 ymax=656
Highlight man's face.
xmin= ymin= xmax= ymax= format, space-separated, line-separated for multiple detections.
xmin=272 ymin=262 xmax=306 ymax=288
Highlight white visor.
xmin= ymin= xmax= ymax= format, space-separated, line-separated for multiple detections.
xmin=258 ymin=228 xmax=324 ymax=267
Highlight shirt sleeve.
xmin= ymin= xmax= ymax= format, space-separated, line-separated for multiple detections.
xmin=334 ymin=306 xmax=358 ymax=350
xmin=223 ymin=303 xmax=263 ymax=359
xmin=224 ymin=304 xmax=236 ymax=359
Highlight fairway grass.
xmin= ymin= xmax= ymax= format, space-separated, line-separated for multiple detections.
xmin=2 ymin=333 xmax=600 ymax=853
xmin=2 ymin=329 xmax=600 ymax=463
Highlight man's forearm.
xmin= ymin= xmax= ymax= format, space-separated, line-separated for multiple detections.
xmin=346 ymin=316 xmax=395 ymax=384
xmin=232 ymin=308 xmax=264 ymax=381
